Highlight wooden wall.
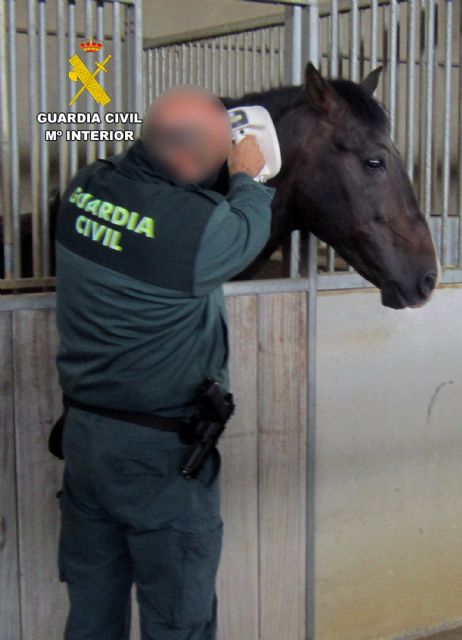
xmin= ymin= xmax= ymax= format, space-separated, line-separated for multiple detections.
xmin=0 ymin=291 xmax=309 ymax=640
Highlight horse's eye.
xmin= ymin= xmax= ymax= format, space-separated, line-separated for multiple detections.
xmin=364 ymin=158 xmax=384 ymax=170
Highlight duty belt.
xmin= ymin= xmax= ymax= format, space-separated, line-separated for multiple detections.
xmin=62 ymin=393 xmax=187 ymax=432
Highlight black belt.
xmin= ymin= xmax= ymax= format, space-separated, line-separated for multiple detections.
xmin=63 ymin=393 xmax=188 ymax=433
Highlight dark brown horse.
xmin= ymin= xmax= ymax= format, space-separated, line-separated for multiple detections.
xmin=4 ymin=61 xmax=439 ymax=309
xmin=219 ymin=61 xmax=439 ymax=309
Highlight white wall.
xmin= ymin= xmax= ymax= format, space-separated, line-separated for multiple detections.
xmin=316 ymin=285 xmax=462 ymax=639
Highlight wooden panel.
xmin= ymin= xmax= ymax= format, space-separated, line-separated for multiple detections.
xmin=12 ymin=309 xmax=66 ymax=640
xmin=0 ymin=311 xmax=21 ymax=640
xmin=217 ymin=294 xmax=260 ymax=640
xmin=258 ymin=291 xmax=308 ymax=640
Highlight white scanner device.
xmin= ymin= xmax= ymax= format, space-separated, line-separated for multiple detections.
xmin=228 ymin=105 xmax=281 ymax=183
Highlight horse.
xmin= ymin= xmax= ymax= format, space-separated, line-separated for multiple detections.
xmin=218 ymin=61 xmax=440 ymax=309
xmin=3 ymin=61 xmax=439 ymax=309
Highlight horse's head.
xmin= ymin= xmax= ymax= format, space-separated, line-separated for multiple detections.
xmin=271 ymin=62 xmax=439 ymax=309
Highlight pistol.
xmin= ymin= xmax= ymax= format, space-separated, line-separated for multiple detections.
xmin=180 ymin=377 xmax=235 ymax=479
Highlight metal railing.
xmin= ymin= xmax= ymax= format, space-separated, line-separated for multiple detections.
xmin=2 ymin=1 xmax=462 ymax=292
xmin=0 ymin=0 xmax=143 ymax=289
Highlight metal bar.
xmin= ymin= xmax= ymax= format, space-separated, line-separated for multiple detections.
xmin=440 ymin=0 xmax=452 ymax=266
xmin=0 ymin=0 xmax=13 ymax=279
xmin=235 ymin=33 xmax=240 ymax=95
xmin=67 ymin=0 xmax=78 ymax=176
xmin=304 ymin=7 xmax=319 ymax=635
xmin=84 ymin=0 xmax=96 ymax=163
xmin=388 ymin=0 xmax=398 ymax=140
xmin=38 ymin=0 xmax=50 ymax=277
xmin=327 ymin=0 xmax=338 ymax=272
xmin=223 ymin=277 xmax=309 ymax=297
xmin=227 ymin=34 xmax=232 ymax=95
xmin=349 ymin=0 xmax=359 ymax=81
xmin=7 ymin=0 xmax=20 ymax=277
xmin=244 ymin=31 xmax=249 ymax=93
xmin=423 ymin=0 xmax=435 ymax=220
xmin=112 ymin=0 xmax=124 ymax=153
xmin=96 ymin=0 xmax=106 ymax=159
xmin=458 ymin=0 xmax=462 ymax=265
xmin=405 ymin=0 xmax=416 ymax=180
xmin=28 ymin=0 xmax=41 ymax=276
xmin=56 ymin=0 xmax=68 ymax=189
xmin=370 ymin=0 xmax=378 ymax=68
xmin=133 ymin=0 xmax=143 ymax=121
xmin=286 ymin=6 xmax=303 ymax=278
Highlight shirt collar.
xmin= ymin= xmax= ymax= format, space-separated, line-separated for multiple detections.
xmin=115 ymin=138 xmax=221 ymax=190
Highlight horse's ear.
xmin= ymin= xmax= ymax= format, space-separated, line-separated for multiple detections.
xmin=360 ymin=66 xmax=383 ymax=95
xmin=304 ymin=61 xmax=346 ymax=120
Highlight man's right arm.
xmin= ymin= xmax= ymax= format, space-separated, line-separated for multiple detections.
xmin=192 ymin=172 xmax=276 ymax=296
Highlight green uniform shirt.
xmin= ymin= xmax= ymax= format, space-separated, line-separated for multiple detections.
xmin=55 ymin=138 xmax=276 ymax=416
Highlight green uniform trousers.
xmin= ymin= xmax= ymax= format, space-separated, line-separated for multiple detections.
xmin=56 ymin=406 xmax=223 ymax=640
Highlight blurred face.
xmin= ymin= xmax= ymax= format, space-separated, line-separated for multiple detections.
xmin=143 ymin=86 xmax=232 ymax=184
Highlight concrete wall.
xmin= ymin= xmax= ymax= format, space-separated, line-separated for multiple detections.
xmin=316 ymin=285 xmax=462 ymax=639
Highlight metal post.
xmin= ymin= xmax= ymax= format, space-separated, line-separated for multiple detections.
xmin=7 ymin=0 xmax=20 ymax=277
xmin=284 ymin=5 xmax=303 ymax=278
xmin=0 ymin=0 xmax=13 ymax=279
xmin=28 ymin=0 xmax=41 ymax=276
xmin=440 ymin=0 xmax=453 ymax=267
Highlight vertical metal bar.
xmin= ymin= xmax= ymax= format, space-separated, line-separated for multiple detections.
xmin=349 ymin=0 xmax=359 ymax=81
xmin=155 ymin=48 xmax=160 ymax=97
xmin=56 ymin=0 xmax=68 ymax=189
xmin=219 ymin=37 xmax=224 ymax=94
xmin=112 ymin=0 xmax=123 ymax=153
xmin=285 ymin=6 xmax=303 ymax=278
xmin=124 ymin=3 xmax=132 ymax=111
xmin=269 ymin=27 xmax=275 ymax=87
xmin=406 ymin=0 xmax=417 ymax=181
xmin=388 ymin=0 xmax=398 ymax=141
xmin=27 ymin=0 xmax=40 ymax=275
xmin=243 ymin=31 xmax=249 ymax=94
xmin=203 ymin=40 xmax=208 ymax=90
xmin=423 ymin=0 xmax=435 ymax=220
xmin=96 ymin=0 xmax=106 ymax=159
xmin=175 ymin=44 xmax=180 ymax=85
xmin=370 ymin=0 xmax=378 ymax=69
xmin=147 ymin=48 xmax=153 ymax=104
xmin=7 ymin=0 xmax=20 ymax=277
xmin=252 ymin=30 xmax=257 ymax=90
xmin=0 ymin=0 xmax=13 ymax=279
xmin=68 ymin=0 xmax=78 ymax=176
xmin=458 ymin=2 xmax=462 ymax=265
xmin=304 ymin=6 xmax=319 ymax=639
xmin=235 ymin=34 xmax=240 ymax=96
xmin=279 ymin=25 xmax=284 ymax=84
xmin=440 ymin=0 xmax=453 ymax=266
xmin=327 ymin=0 xmax=338 ymax=272
xmin=38 ymin=0 xmax=49 ymax=276
xmin=227 ymin=35 xmax=232 ymax=95
xmin=261 ymin=29 xmax=266 ymax=90
xmin=84 ymin=0 xmax=96 ymax=163
xmin=211 ymin=38 xmax=217 ymax=94
xmin=181 ymin=43 xmax=186 ymax=83
xmin=133 ymin=0 xmax=143 ymax=119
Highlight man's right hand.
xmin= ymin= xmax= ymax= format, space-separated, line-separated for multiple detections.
xmin=227 ymin=135 xmax=266 ymax=178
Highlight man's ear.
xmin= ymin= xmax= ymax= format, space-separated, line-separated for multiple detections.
xmin=304 ymin=61 xmax=347 ymax=122
xmin=360 ymin=66 xmax=383 ymax=95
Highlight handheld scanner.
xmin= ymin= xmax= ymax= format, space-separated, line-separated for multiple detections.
xmin=228 ymin=105 xmax=282 ymax=183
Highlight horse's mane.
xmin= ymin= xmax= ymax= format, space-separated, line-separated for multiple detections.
xmin=221 ymin=76 xmax=389 ymax=131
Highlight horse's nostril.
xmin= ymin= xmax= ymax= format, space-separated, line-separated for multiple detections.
xmin=419 ymin=271 xmax=437 ymax=296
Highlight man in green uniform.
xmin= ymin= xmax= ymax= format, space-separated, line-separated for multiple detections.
xmin=54 ymin=85 xmax=276 ymax=640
